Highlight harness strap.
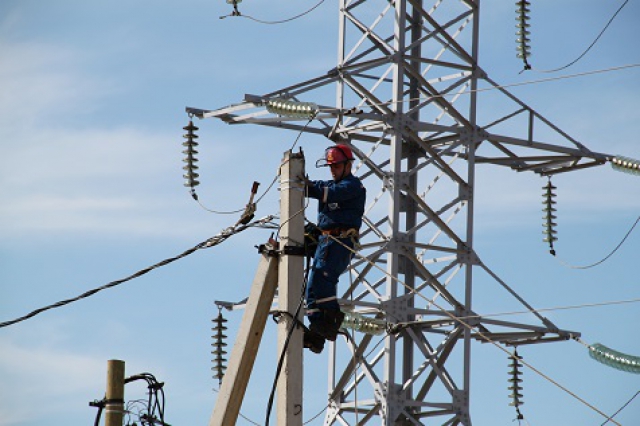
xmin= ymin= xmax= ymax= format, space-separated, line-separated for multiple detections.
xmin=321 ymin=228 xmax=358 ymax=238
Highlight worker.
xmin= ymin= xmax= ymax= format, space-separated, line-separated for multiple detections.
xmin=302 ymin=144 xmax=366 ymax=353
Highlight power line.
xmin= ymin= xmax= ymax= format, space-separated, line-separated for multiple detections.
xmin=322 ymin=231 xmax=623 ymax=425
xmin=316 ymin=63 xmax=640 ymax=115
xmin=0 ymin=215 xmax=277 ymax=329
xmin=555 ymin=215 xmax=640 ymax=270
xmin=394 ymin=297 xmax=640 ymax=325
xmin=220 ymin=0 xmax=327 ymax=25
xmin=524 ymin=0 xmax=631 ymax=74
xmin=601 ymin=390 xmax=640 ymax=426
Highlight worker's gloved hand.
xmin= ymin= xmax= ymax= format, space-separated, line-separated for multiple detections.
xmin=298 ymin=174 xmax=311 ymax=187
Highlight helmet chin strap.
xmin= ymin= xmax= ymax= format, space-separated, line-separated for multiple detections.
xmin=337 ymin=161 xmax=350 ymax=181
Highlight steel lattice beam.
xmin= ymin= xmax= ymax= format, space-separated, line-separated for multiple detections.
xmin=188 ymin=0 xmax=615 ymax=424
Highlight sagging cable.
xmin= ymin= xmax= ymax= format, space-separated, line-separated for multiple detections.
xmin=0 ymin=215 xmax=278 ymax=329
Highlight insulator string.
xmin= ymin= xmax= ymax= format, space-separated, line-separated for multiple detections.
xmin=508 ymin=349 xmax=525 ymax=420
xmin=588 ymin=342 xmax=640 ymax=374
xmin=542 ymin=177 xmax=558 ymax=255
xmin=182 ymin=120 xmax=200 ymax=193
xmin=515 ymin=0 xmax=532 ymax=71
xmin=266 ymin=98 xmax=319 ymax=119
xmin=212 ymin=307 xmax=229 ymax=385
xmin=611 ymin=155 xmax=640 ymax=176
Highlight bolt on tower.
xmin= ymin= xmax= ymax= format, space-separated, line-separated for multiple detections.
xmin=189 ymin=0 xmax=612 ymax=424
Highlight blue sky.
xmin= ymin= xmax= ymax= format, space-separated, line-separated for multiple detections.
xmin=1 ymin=1 xmax=639 ymax=425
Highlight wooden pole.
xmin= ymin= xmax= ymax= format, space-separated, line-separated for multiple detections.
xmin=105 ymin=359 xmax=125 ymax=426
xmin=276 ymin=149 xmax=305 ymax=426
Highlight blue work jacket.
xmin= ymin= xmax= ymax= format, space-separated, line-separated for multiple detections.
xmin=307 ymin=174 xmax=366 ymax=230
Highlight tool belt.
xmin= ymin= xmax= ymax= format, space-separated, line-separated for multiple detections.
xmin=321 ymin=228 xmax=359 ymax=238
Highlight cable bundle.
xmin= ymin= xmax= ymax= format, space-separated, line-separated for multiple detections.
xmin=91 ymin=373 xmax=168 ymax=426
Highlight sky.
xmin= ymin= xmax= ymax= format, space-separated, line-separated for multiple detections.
xmin=0 ymin=1 xmax=639 ymax=425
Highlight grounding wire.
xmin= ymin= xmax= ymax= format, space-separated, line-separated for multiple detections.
xmin=524 ymin=0 xmax=630 ymax=74
xmin=322 ymin=232 xmax=622 ymax=425
xmin=554 ymin=214 xmax=640 ymax=270
xmin=0 ymin=215 xmax=277 ymax=329
xmin=220 ymin=0 xmax=327 ymax=24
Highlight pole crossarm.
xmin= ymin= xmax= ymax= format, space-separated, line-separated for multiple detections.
xmin=190 ymin=0 xmax=614 ymax=424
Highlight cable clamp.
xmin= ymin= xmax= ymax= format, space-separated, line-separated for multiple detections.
xmin=257 ymin=236 xmax=280 ymax=257
xmin=282 ymin=244 xmax=305 ymax=256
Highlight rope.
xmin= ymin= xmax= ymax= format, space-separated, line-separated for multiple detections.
xmin=0 ymin=215 xmax=277 ymax=329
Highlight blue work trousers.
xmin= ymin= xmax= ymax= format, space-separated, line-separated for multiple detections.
xmin=306 ymin=235 xmax=354 ymax=322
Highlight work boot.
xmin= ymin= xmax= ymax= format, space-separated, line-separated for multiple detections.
xmin=309 ymin=309 xmax=345 ymax=342
xmin=303 ymin=329 xmax=325 ymax=354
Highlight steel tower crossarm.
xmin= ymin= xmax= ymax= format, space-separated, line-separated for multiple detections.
xmin=189 ymin=1 xmax=615 ymax=424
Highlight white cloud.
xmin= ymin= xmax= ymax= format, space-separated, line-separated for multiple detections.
xmin=0 ymin=336 xmax=104 ymax=425
xmin=0 ymin=41 xmax=112 ymax=124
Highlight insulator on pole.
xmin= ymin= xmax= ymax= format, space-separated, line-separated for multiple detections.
xmin=212 ymin=308 xmax=229 ymax=385
xmin=340 ymin=311 xmax=386 ymax=336
xmin=508 ymin=350 xmax=525 ymax=420
xmin=182 ymin=120 xmax=201 ymax=195
xmin=265 ymin=98 xmax=318 ymax=119
xmin=588 ymin=342 xmax=640 ymax=374
xmin=542 ymin=177 xmax=558 ymax=255
xmin=515 ymin=0 xmax=532 ymax=69
xmin=611 ymin=155 xmax=640 ymax=176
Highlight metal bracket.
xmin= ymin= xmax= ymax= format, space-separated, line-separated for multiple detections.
xmin=257 ymin=242 xmax=280 ymax=257
xmin=282 ymin=245 xmax=305 ymax=256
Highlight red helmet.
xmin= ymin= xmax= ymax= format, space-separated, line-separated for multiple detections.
xmin=316 ymin=144 xmax=355 ymax=167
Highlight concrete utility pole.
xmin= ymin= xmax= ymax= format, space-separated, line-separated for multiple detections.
xmin=208 ymin=150 xmax=305 ymax=426
xmin=105 ymin=359 xmax=125 ymax=426
xmin=209 ymin=248 xmax=279 ymax=426
xmin=276 ymin=150 xmax=306 ymax=426
xmin=188 ymin=1 xmax=616 ymax=424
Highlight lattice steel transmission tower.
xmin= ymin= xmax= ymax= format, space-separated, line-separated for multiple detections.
xmin=189 ymin=1 xmax=614 ymax=424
